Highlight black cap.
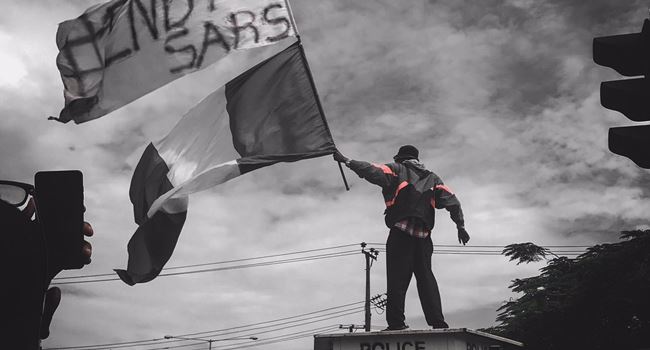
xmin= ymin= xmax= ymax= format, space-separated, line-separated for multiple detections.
xmin=393 ymin=145 xmax=419 ymax=161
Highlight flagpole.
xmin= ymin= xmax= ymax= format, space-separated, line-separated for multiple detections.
xmin=283 ymin=0 xmax=300 ymax=38
xmin=284 ymin=0 xmax=350 ymax=191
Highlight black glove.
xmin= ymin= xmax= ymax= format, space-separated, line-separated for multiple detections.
xmin=333 ymin=150 xmax=349 ymax=163
xmin=457 ymin=226 xmax=470 ymax=245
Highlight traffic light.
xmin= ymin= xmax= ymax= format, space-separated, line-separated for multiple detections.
xmin=593 ymin=19 xmax=650 ymax=168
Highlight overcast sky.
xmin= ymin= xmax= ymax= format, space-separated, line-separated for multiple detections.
xmin=1 ymin=0 xmax=649 ymax=349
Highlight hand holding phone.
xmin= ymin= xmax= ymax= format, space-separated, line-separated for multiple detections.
xmin=1 ymin=171 xmax=93 ymax=347
xmin=34 ymin=170 xmax=86 ymax=271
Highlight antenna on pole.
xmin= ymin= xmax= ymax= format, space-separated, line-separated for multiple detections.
xmin=370 ymin=293 xmax=388 ymax=311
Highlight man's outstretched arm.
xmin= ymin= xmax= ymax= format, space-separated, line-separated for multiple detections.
xmin=334 ymin=150 xmax=395 ymax=188
xmin=433 ymin=184 xmax=470 ymax=245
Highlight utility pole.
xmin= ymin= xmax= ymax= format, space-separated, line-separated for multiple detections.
xmin=360 ymin=242 xmax=379 ymax=332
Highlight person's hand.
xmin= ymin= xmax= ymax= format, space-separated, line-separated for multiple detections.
xmin=333 ymin=150 xmax=349 ymax=163
xmin=46 ymin=220 xmax=94 ymax=281
xmin=2 ymin=196 xmax=94 ymax=344
xmin=81 ymin=222 xmax=93 ymax=262
xmin=457 ymin=226 xmax=470 ymax=245
xmin=37 ymin=199 xmax=94 ymax=340
xmin=17 ymin=195 xmax=94 ymax=282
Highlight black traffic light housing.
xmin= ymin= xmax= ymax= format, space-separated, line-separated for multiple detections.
xmin=594 ymin=19 xmax=650 ymax=168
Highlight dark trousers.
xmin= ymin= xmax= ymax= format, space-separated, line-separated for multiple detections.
xmin=385 ymin=227 xmax=444 ymax=327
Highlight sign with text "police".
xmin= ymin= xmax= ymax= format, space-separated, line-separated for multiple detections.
xmin=313 ymin=329 xmax=523 ymax=350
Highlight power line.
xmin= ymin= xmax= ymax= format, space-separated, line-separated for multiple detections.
xmin=48 ymin=311 xmax=361 ymax=350
xmin=52 ymin=250 xmax=360 ymax=285
xmin=184 ymin=307 xmax=366 ymax=340
xmin=144 ymin=325 xmax=342 ymax=350
xmin=158 ymin=251 xmax=358 ymax=277
xmin=155 ymin=313 xmax=361 ymax=350
xmin=44 ymin=301 xmax=367 ymax=350
xmin=54 ymin=244 xmax=361 ymax=281
xmin=52 ymin=243 xmax=591 ymax=285
xmin=365 ymin=243 xmax=593 ymax=248
xmin=211 ymin=325 xmax=341 ymax=350
xmin=180 ymin=300 xmax=365 ymax=337
xmin=374 ymin=249 xmax=584 ymax=256
xmin=46 ymin=308 xmax=363 ymax=350
xmin=164 ymin=243 xmax=359 ymax=270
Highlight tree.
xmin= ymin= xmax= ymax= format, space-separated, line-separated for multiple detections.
xmin=484 ymin=230 xmax=650 ymax=350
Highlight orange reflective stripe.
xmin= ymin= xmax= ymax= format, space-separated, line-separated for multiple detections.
xmin=431 ymin=184 xmax=453 ymax=209
xmin=434 ymin=184 xmax=454 ymax=194
xmin=372 ymin=163 xmax=395 ymax=175
xmin=385 ymin=181 xmax=409 ymax=207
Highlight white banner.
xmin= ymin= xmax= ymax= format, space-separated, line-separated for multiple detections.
xmin=56 ymin=0 xmax=296 ymax=123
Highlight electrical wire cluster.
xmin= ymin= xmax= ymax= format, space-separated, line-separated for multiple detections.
xmin=45 ymin=242 xmax=592 ymax=349
xmin=52 ymin=244 xmax=362 ymax=285
xmin=369 ymin=243 xmax=589 ymax=256
xmin=52 ymin=243 xmax=590 ymax=285
xmin=44 ymin=300 xmax=372 ymax=350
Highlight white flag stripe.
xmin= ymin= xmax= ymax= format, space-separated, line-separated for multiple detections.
xmin=148 ymin=161 xmax=241 ymax=218
xmin=154 ymin=87 xmax=238 ymax=187
xmin=146 ymin=42 xmax=294 ymax=217
xmin=159 ymin=194 xmax=189 ymax=215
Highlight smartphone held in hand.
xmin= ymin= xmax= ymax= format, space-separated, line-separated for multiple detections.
xmin=34 ymin=170 xmax=85 ymax=270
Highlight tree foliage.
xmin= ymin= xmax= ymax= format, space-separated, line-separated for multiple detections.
xmin=502 ymin=242 xmax=557 ymax=264
xmin=485 ymin=230 xmax=650 ymax=350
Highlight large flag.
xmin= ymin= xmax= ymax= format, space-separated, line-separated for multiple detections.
xmin=56 ymin=0 xmax=296 ymax=123
xmin=115 ymin=41 xmax=336 ymax=285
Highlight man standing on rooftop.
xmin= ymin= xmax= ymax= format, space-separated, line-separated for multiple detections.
xmin=334 ymin=145 xmax=470 ymax=331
